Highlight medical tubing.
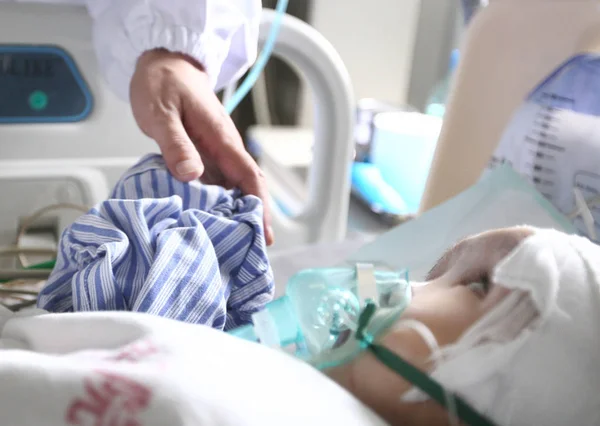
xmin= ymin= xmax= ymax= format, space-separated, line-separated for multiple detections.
xmin=224 ymin=0 xmax=289 ymax=114
xmin=393 ymin=319 xmax=459 ymax=426
xmin=356 ymin=303 xmax=497 ymax=426
xmin=229 ymin=323 xmax=258 ymax=340
xmin=228 ymin=296 xmax=300 ymax=346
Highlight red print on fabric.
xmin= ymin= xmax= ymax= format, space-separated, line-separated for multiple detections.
xmin=110 ymin=340 xmax=160 ymax=363
xmin=66 ymin=371 xmax=152 ymax=426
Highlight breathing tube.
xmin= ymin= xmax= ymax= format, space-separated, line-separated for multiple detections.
xmin=224 ymin=0 xmax=289 ymax=114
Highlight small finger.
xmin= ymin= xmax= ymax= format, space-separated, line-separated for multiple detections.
xmin=200 ymin=163 xmax=228 ymax=187
xmin=152 ymin=115 xmax=205 ymax=182
xmin=184 ymin=97 xmax=274 ymax=245
xmin=226 ymin=152 xmax=273 ymax=245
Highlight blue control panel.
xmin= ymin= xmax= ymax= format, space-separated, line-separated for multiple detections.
xmin=0 ymin=45 xmax=93 ymax=124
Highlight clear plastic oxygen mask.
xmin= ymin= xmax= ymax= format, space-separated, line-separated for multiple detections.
xmin=228 ymin=263 xmax=412 ymax=369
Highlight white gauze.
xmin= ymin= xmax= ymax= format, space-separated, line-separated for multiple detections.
xmin=402 ymin=228 xmax=600 ymax=426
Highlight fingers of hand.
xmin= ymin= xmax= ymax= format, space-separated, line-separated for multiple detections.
xmin=200 ymin=162 xmax=228 ymax=187
xmin=153 ymin=115 xmax=205 ymax=181
xmin=182 ymin=92 xmax=274 ymax=245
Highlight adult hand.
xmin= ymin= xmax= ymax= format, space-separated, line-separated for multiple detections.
xmin=130 ymin=49 xmax=273 ymax=245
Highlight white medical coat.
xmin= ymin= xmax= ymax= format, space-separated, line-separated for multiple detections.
xmin=2 ymin=0 xmax=262 ymax=100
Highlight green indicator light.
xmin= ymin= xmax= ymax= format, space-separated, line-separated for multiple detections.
xmin=29 ymin=90 xmax=49 ymax=111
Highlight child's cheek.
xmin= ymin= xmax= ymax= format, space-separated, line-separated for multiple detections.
xmin=399 ymin=286 xmax=482 ymax=347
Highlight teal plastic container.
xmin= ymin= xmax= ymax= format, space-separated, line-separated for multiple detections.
xmin=370 ymin=111 xmax=442 ymax=213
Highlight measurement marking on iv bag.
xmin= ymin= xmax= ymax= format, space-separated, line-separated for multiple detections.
xmin=540 ymin=92 xmax=575 ymax=104
xmin=535 ymin=131 xmax=558 ymax=141
xmin=531 ymin=150 xmax=555 ymax=161
xmin=524 ymin=137 xmax=565 ymax=152
xmin=524 ymin=136 xmax=539 ymax=144
xmin=536 ymin=109 xmax=555 ymax=118
xmin=538 ymin=141 xmax=565 ymax=152
xmin=535 ymin=106 xmax=558 ymax=122
xmin=528 ymin=163 xmax=555 ymax=174
xmin=488 ymin=156 xmax=510 ymax=169
xmin=533 ymin=120 xmax=557 ymax=131
xmin=532 ymin=177 xmax=554 ymax=186
xmin=525 ymin=98 xmax=567 ymax=201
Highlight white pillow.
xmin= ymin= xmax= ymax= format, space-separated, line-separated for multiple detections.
xmin=0 ymin=308 xmax=387 ymax=426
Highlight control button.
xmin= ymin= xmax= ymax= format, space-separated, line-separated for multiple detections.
xmin=28 ymin=90 xmax=48 ymax=111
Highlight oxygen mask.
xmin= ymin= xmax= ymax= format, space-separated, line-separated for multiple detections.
xmin=228 ymin=263 xmax=412 ymax=369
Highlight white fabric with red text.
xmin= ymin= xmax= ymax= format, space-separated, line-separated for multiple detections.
xmin=0 ymin=306 xmax=386 ymax=426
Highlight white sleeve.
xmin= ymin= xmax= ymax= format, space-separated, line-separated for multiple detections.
xmin=85 ymin=0 xmax=262 ymax=100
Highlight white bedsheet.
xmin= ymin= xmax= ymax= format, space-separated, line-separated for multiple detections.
xmin=0 ymin=306 xmax=387 ymax=426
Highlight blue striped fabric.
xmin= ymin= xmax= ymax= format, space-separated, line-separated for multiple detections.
xmin=37 ymin=154 xmax=275 ymax=330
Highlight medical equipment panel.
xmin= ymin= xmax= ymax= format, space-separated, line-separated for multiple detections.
xmin=0 ymin=45 xmax=92 ymax=123
xmin=0 ymin=3 xmax=354 ymax=261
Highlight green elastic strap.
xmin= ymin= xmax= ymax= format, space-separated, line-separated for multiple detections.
xmin=27 ymin=260 xmax=56 ymax=270
xmin=356 ymin=302 xmax=497 ymax=426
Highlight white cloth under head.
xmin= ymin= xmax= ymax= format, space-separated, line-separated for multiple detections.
xmin=403 ymin=228 xmax=600 ymax=426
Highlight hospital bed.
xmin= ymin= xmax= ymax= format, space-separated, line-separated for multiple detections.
xmin=0 ymin=0 xmax=595 ymax=293
xmin=0 ymin=1 xmax=593 ymax=424
xmin=0 ymin=3 xmax=355 ymax=271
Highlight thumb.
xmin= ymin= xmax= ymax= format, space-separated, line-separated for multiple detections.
xmin=152 ymin=115 xmax=205 ymax=181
